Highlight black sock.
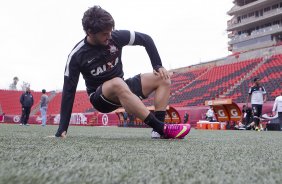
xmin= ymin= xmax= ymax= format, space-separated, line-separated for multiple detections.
xmin=153 ymin=111 xmax=166 ymax=132
xmin=254 ymin=117 xmax=259 ymax=127
xmin=155 ymin=111 xmax=166 ymax=122
xmin=144 ymin=113 xmax=164 ymax=135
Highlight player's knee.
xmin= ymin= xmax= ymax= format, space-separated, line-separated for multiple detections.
xmin=109 ymin=77 xmax=128 ymax=91
xmin=161 ymin=78 xmax=171 ymax=88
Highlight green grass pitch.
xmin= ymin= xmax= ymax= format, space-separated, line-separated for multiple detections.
xmin=0 ymin=124 xmax=282 ymax=184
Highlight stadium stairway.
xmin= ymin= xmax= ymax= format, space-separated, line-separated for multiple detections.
xmin=30 ymin=91 xmax=57 ymax=116
xmin=221 ymin=57 xmax=265 ymax=98
xmin=228 ymin=54 xmax=282 ymax=102
xmin=168 ymin=58 xmax=262 ymax=106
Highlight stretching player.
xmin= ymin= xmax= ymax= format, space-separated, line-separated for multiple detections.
xmin=55 ymin=5 xmax=191 ymax=139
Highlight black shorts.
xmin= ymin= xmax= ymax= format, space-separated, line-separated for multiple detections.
xmin=89 ymin=75 xmax=147 ymax=113
xmin=252 ymin=104 xmax=262 ymax=119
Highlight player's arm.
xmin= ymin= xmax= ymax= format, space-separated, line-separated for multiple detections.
xmin=114 ymin=30 xmax=169 ymax=79
xmin=31 ymin=95 xmax=34 ymax=106
xmin=134 ymin=31 xmax=170 ymax=79
xmin=20 ymin=94 xmax=24 ymax=106
xmin=55 ymin=55 xmax=80 ymax=138
xmin=263 ymin=87 xmax=267 ymax=102
xmin=245 ymin=95 xmax=249 ymax=107
xmin=272 ymin=98 xmax=277 ymax=116
xmin=246 ymin=87 xmax=252 ymax=107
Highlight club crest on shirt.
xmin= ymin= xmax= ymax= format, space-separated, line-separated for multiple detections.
xmin=90 ymin=42 xmax=120 ymax=77
xmin=109 ymin=45 xmax=118 ymax=53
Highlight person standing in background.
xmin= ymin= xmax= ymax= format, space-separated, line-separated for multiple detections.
xmin=206 ymin=106 xmax=215 ymax=122
xmin=40 ymin=89 xmax=49 ymax=126
xmin=272 ymin=92 xmax=282 ymax=130
xmin=246 ymin=77 xmax=267 ymax=131
xmin=20 ymin=87 xmax=34 ymax=126
xmin=183 ymin=111 xmax=189 ymax=124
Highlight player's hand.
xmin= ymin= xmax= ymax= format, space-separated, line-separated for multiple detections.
xmin=153 ymin=67 xmax=170 ymax=80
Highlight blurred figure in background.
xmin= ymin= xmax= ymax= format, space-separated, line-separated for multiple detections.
xmin=19 ymin=87 xmax=34 ymax=126
xmin=206 ymin=106 xmax=215 ymax=122
xmin=9 ymin=76 xmax=19 ymax=90
xmin=272 ymin=91 xmax=282 ymax=130
xmin=183 ymin=111 xmax=189 ymax=124
xmin=246 ymin=77 xmax=267 ymax=131
xmin=40 ymin=89 xmax=49 ymax=126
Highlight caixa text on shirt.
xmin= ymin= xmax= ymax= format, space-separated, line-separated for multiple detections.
xmin=90 ymin=58 xmax=118 ymax=76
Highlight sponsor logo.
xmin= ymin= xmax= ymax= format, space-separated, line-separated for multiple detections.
xmin=13 ymin=116 xmax=20 ymax=123
xmin=171 ymin=112 xmax=177 ymax=118
xmin=176 ymin=126 xmax=187 ymax=138
xmin=90 ymin=58 xmax=119 ymax=76
xmin=87 ymin=57 xmax=96 ymax=64
xmin=230 ymin=109 xmax=239 ymax=117
xmin=53 ymin=113 xmax=87 ymax=125
xmin=218 ymin=110 xmax=226 ymax=117
xmin=102 ymin=114 xmax=108 ymax=126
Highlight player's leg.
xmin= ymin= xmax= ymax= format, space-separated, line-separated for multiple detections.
xmin=23 ymin=108 xmax=28 ymax=125
xmin=279 ymin=112 xmax=282 ymax=130
xmin=99 ymin=77 xmax=190 ymax=139
xmin=41 ymin=107 xmax=46 ymax=126
xmin=25 ymin=107 xmax=31 ymax=125
xmin=252 ymin=104 xmax=260 ymax=131
xmin=100 ymin=77 xmax=164 ymax=135
xmin=257 ymin=105 xmax=263 ymax=130
xmin=140 ymin=73 xmax=171 ymax=110
xmin=140 ymin=73 xmax=171 ymax=138
xmin=139 ymin=73 xmax=191 ymax=138
xmin=20 ymin=107 xmax=25 ymax=125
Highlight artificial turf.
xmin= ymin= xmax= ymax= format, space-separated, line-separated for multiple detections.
xmin=0 ymin=124 xmax=281 ymax=184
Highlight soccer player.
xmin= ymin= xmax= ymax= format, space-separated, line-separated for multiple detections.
xmin=246 ymin=77 xmax=267 ymax=131
xmin=19 ymin=87 xmax=34 ymax=126
xmin=272 ymin=92 xmax=282 ymax=130
xmin=40 ymin=89 xmax=49 ymax=126
xmin=55 ymin=5 xmax=191 ymax=139
xmin=206 ymin=106 xmax=215 ymax=122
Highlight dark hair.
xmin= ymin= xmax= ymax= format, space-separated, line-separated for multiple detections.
xmin=42 ymin=89 xmax=46 ymax=93
xmin=82 ymin=5 xmax=115 ymax=35
xmin=253 ymin=77 xmax=259 ymax=82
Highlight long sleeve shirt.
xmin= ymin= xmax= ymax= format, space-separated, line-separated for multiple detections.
xmin=272 ymin=95 xmax=282 ymax=112
xmin=56 ymin=30 xmax=163 ymax=136
xmin=20 ymin=92 xmax=34 ymax=108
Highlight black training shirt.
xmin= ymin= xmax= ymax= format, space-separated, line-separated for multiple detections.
xmin=56 ymin=30 xmax=163 ymax=135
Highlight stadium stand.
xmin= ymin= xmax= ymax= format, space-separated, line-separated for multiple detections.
xmin=0 ymin=52 xmax=281 ymax=116
xmin=1 ymin=0 xmax=281 ymax=118
xmin=0 ymin=90 xmax=41 ymax=115
xmin=229 ymin=54 xmax=282 ymax=102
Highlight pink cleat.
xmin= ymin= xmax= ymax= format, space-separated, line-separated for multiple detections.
xmin=163 ymin=124 xmax=191 ymax=139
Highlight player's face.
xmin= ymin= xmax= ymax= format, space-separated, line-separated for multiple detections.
xmin=90 ymin=28 xmax=112 ymax=46
xmin=255 ymin=80 xmax=260 ymax=85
